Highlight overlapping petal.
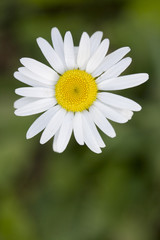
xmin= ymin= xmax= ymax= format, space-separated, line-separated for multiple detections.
xmin=90 ymin=31 xmax=103 ymax=55
xmin=40 ymin=107 xmax=66 ymax=144
xmin=37 ymin=37 xmax=66 ymax=74
xmin=64 ymin=31 xmax=76 ymax=69
xmin=15 ymin=87 xmax=54 ymax=98
xmin=26 ymin=107 xmax=58 ymax=139
xmin=18 ymin=67 xmax=57 ymax=86
xmin=53 ymin=112 xmax=73 ymax=153
xmin=14 ymin=98 xmax=56 ymax=116
xmin=77 ymin=32 xmax=90 ymax=69
xmin=51 ymin=27 xmax=65 ymax=63
xmin=89 ymin=105 xmax=116 ymax=138
xmin=98 ymin=73 xmax=149 ymax=90
xmin=96 ymin=57 xmax=132 ymax=83
xmin=82 ymin=112 xmax=102 ymax=153
xmin=93 ymin=47 xmax=131 ymax=77
xmin=86 ymin=38 xmax=109 ymax=73
xmin=73 ymin=112 xmax=84 ymax=145
xmin=97 ymin=92 xmax=141 ymax=111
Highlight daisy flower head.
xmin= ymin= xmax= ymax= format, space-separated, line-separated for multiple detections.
xmin=14 ymin=28 xmax=149 ymax=154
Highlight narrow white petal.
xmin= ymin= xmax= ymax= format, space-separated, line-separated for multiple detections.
xmin=82 ymin=111 xmax=102 ymax=153
xmin=94 ymin=100 xmax=128 ymax=123
xmin=51 ymin=27 xmax=65 ymax=62
xmin=26 ymin=107 xmax=57 ymax=139
xmin=52 ymin=129 xmax=59 ymax=152
xmin=73 ymin=112 xmax=84 ymax=145
xmin=14 ymin=97 xmax=40 ymax=109
xmin=89 ymin=105 xmax=116 ymax=138
xmin=97 ymin=92 xmax=142 ymax=111
xmin=40 ymin=107 xmax=66 ymax=144
xmin=90 ymin=31 xmax=103 ymax=55
xmin=36 ymin=37 xmax=66 ymax=74
xmin=74 ymin=47 xmax=79 ymax=68
xmin=15 ymin=87 xmax=54 ymax=98
xmin=92 ymin=47 xmax=131 ymax=77
xmin=86 ymin=38 xmax=109 ymax=73
xmin=77 ymin=32 xmax=90 ymax=69
xmin=53 ymin=112 xmax=74 ymax=153
xmin=117 ymin=109 xmax=133 ymax=120
xmin=20 ymin=58 xmax=59 ymax=81
xmin=96 ymin=57 xmax=132 ymax=83
xmin=18 ymin=67 xmax=58 ymax=86
xmin=83 ymin=110 xmax=105 ymax=148
xmin=98 ymin=73 xmax=149 ymax=91
xmin=74 ymin=47 xmax=79 ymax=59
xmin=14 ymin=71 xmax=42 ymax=87
xmin=64 ymin=31 xmax=76 ymax=69
xmin=14 ymin=98 xmax=56 ymax=116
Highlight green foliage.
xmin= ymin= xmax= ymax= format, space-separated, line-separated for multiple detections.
xmin=0 ymin=0 xmax=160 ymax=239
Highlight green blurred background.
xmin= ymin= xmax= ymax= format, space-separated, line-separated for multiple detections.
xmin=0 ymin=0 xmax=160 ymax=239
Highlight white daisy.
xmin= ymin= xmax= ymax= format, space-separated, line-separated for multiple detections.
xmin=14 ymin=27 xmax=149 ymax=153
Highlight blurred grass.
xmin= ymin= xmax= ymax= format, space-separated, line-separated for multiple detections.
xmin=0 ymin=0 xmax=160 ymax=239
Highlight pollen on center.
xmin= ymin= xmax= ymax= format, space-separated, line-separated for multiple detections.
xmin=55 ymin=69 xmax=98 ymax=112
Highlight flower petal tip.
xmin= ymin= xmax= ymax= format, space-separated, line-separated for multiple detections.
xmin=20 ymin=57 xmax=27 ymax=65
xmin=14 ymin=109 xmax=19 ymax=116
xmin=126 ymin=46 xmax=131 ymax=52
xmin=13 ymin=101 xmax=17 ymax=109
xmin=26 ymin=133 xmax=31 ymax=139
xmin=40 ymin=137 xmax=46 ymax=145
xmin=36 ymin=37 xmax=42 ymax=42
xmin=145 ymin=73 xmax=149 ymax=81
xmin=51 ymin=27 xmax=58 ymax=32
xmin=13 ymin=71 xmax=17 ymax=77
xmin=111 ymin=133 xmax=116 ymax=138
xmin=136 ymin=105 xmax=142 ymax=112
xmin=96 ymin=149 xmax=102 ymax=154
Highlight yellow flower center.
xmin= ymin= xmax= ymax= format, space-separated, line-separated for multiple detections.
xmin=55 ymin=69 xmax=98 ymax=112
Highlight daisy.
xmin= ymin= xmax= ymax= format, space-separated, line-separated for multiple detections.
xmin=14 ymin=28 xmax=149 ymax=153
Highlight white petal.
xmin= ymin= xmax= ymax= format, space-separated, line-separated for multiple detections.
xmin=18 ymin=67 xmax=57 ymax=86
xmin=117 ymin=109 xmax=133 ymax=120
xmin=74 ymin=47 xmax=79 ymax=68
xmin=96 ymin=57 xmax=132 ymax=83
xmin=51 ymin=27 xmax=65 ymax=62
xmin=97 ymin=92 xmax=141 ymax=111
xmin=53 ymin=112 xmax=73 ymax=153
xmin=40 ymin=107 xmax=66 ymax=144
xmin=90 ymin=31 xmax=103 ymax=55
xmin=36 ymin=37 xmax=66 ymax=74
xmin=92 ymin=47 xmax=131 ymax=77
xmin=94 ymin=100 xmax=128 ymax=123
xmin=20 ymin=58 xmax=59 ymax=81
xmin=26 ymin=107 xmax=58 ymax=139
xmin=14 ymin=98 xmax=56 ymax=116
xmin=83 ymin=110 xmax=105 ymax=148
xmin=89 ymin=105 xmax=116 ymax=138
xmin=74 ymin=47 xmax=79 ymax=59
xmin=14 ymin=97 xmax=40 ymax=109
xmin=77 ymin=32 xmax=90 ymax=69
xmin=14 ymin=71 xmax=43 ymax=87
xmin=14 ymin=70 xmax=54 ymax=88
xmin=52 ymin=129 xmax=59 ymax=152
xmin=98 ymin=73 xmax=149 ymax=90
xmin=64 ymin=31 xmax=76 ymax=69
xmin=15 ymin=87 xmax=54 ymax=98
xmin=86 ymin=38 xmax=109 ymax=73
xmin=73 ymin=112 xmax=84 ymax=145
xmin=82 ymin=111 xmax=102 ymax=153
